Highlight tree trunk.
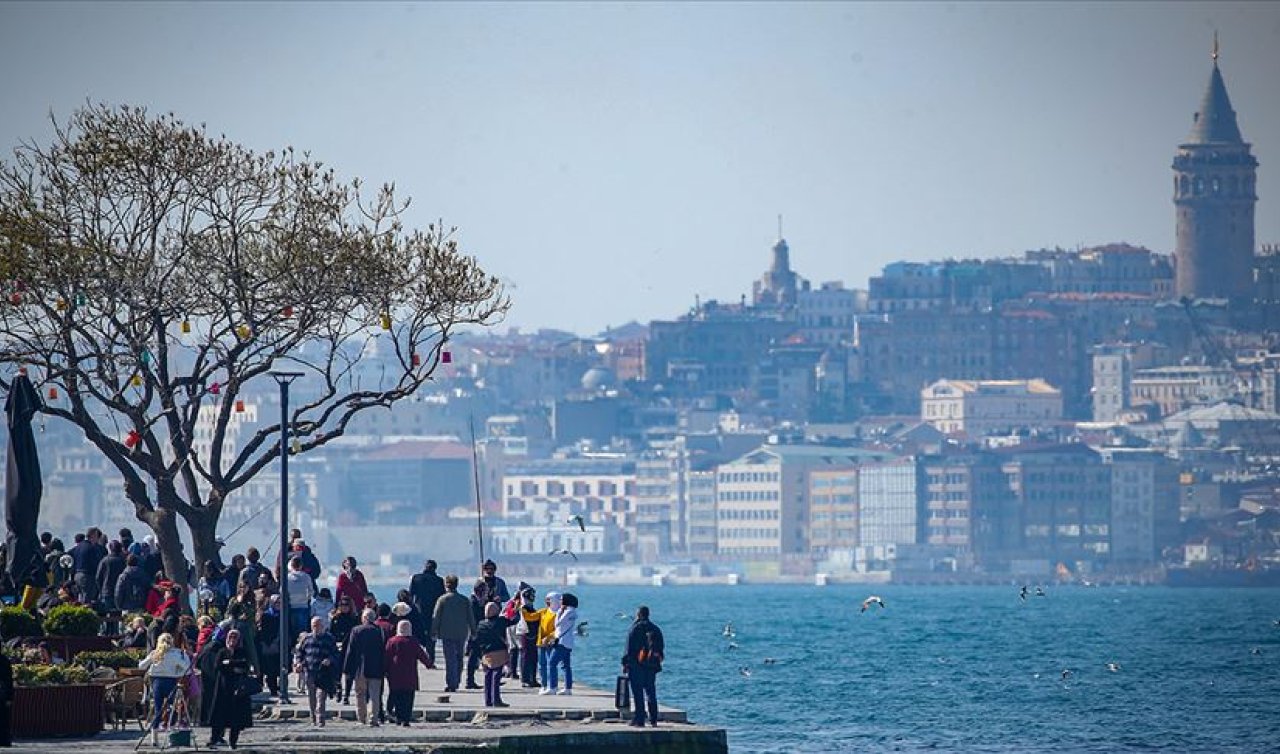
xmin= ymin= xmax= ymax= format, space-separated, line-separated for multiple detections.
xmin=185 ymin=509 xmax=222 ymax=579
xmin=137 ymin=507 xmax=190 ymax=606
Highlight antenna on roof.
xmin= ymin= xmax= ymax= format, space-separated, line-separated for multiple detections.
xmin=777 ymin=214 xmax=784 ymax=241
xmin=1212 ymin=30 xmax=1219 ymax=63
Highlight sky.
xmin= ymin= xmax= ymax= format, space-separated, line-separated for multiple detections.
xmin=1 ymin=2 xmax=1278 ymax=336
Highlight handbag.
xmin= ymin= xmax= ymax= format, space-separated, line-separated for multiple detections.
xmin=480 ymin=649 xmax=509 ymax=669
xmin=235 ymin=675 xmax=263 ymax=698
xmin=614 ymin=674 xmax=631 ymax=709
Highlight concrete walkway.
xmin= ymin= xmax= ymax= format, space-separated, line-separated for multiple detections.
xmin=260 ymin=661 xmax=687 ymax=724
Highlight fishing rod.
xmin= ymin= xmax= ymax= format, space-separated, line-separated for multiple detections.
xmin=469 ymin=413 xmax=485 ymax=570
xmin=220 ymin=504 xmax=272 ymax=544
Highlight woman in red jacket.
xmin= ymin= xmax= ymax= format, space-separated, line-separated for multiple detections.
xmin=383 ymin=620 xmax=433 ymax=727
xmin=335 ymin=556 xmax=367 ymax=610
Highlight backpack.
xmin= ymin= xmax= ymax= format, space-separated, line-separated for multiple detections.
xmin=637 ymin=626 xmax=664 ymax=672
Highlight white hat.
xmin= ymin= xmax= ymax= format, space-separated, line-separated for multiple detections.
xmin=392 ymin=601 xmax=412 ymax=617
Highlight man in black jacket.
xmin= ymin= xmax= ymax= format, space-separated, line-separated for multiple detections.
xmin=114 ymin=554 xmax=151 ymax=612
xmin=622 ymin=605 xmax=665 ymax=728
xmin=342 ymin=609 xmax=387 ymax=727
xmin=408 ymin=560 xmax=445 ymax=662
xmin=96 ymin=541 xmax=126 ymax=611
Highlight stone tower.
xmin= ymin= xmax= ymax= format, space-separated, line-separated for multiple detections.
xmin=753 ymin=232 xmax=799 ymax=310
xmin=1172 ymin=39 xmax=1258 ymax=302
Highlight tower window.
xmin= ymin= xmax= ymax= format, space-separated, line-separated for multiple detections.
xmin=1194 ymin=178 xmax=1204 ymax=195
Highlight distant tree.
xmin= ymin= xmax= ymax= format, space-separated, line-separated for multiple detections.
xmin=0 ymin=104 xmax=508 ymax=583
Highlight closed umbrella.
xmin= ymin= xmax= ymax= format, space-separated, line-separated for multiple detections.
xmin=4 ymin=373 xmax=44 ymax=592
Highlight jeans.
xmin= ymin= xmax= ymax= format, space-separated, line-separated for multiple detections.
xmin=628 ymin=666 xmax=659 ymax=724
xmin=353 ymin=675 xmax=383 ymax=724
xmin=483 ymin=665 xmax=504 ymax=706
xmin=305 ymin=677 xmax=327 ymax=723
xmin=387 ymin=689 xmax=414 ymax=724
xmin=549 ymin=645 xmax=572 ymax=690
xmin=538 ymin=646 xmax=553 ymax=688
xmin=150 ymin=676 xmax=179 ymax=730
xmin=441 ymin=638 xmax=464 ymax=691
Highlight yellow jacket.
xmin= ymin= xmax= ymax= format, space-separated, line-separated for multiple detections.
xmin=532 ymin=606 xmax=559 ymax=647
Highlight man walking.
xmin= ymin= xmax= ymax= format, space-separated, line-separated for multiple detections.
xmin=294 ymin=617 xmax=340 ymax=727
xmin=409 ymin=559 xmax=445 ymax=662
xmin=342 ymin=609 xmax=386 ymax=727
xmin=622 ymin=605 xmax=665 ymax=728
xmin=430 ymin=575 xmax=475 ymax=693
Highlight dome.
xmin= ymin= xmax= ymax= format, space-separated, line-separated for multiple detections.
xmin=580 ymin=366 xmax=615 ymax=391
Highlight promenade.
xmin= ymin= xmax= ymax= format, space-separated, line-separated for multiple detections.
xmin=10 ymin=663 xmax=725 ymax=754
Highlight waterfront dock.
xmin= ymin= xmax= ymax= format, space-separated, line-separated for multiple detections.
xmin=11 ymin=663 xmax=726 ymax=754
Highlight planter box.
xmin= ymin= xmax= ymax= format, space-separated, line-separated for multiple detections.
xmin=44 ymin=635 xmax=116 ymax=662
xmin=13 ymin=684 xmax=105 ymax=738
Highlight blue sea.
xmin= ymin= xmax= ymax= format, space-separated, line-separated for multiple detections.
xmin=561 ymin=585 xmax=1280 ymax=753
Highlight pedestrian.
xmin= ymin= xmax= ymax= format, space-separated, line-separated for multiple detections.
xmin=198 ymin=560 xmax=231 ymax=614
xmin=207 ymin=628 xmax=254 ymax=749
xmin=293 ymin=617 xmax=339 ymax=727
xmin=535 ymin=592 xmax=562 ymax=694
xmin=138 ymin=633 xmax=193 ymax=746
xmin=119 ymin=616 xmax=149 ymax=649
xmin=310 ymin=588 xmax=335 ymax=632
xmin=473 ymin=602 xmax=515 ymax=708
xmin=430 ymin=574 xmax=475 ymax=693
xmin=480 ymin=559 xmax=510 ymax=602
xmin=549 ymin=592 xmax=578 ymax=695
xmin=237 ymin=547 xmax=271 ymax=592
xmin=285 ymin=556 xmax=314 ymax=648
xmin=335 ymin=556 xmax=367 ymax=610
xmin=95 ymin=540 xmax=126 ymax=612
xmin=114 ymin=553 xmax=150 ymax=612
xmin=383 ymin=619 xmax=433 ymax=726
xmin=342 ymin=608 xmax=386 ymax=726
xmin=222 ymin=553 xmax=245 ymax=595
xmin=622 ymin=605 xmax=665 ymax=728
xmin=255 ymin=596 xmax=282 ymax=697
xmin=408 ymin=559 xmax=445 ymax=662
xmin=516 ymin=586 xmax=541 ymax=687
xmin=463 ymin=579 xmax=490 ymax=690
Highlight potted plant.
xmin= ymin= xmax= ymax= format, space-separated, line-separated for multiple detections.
xmin=41 ymin=604 xmax=114 ymax=660
xmin=0 ymin=606 xmax=43 ymax=639
xmin=11 ymin=664 xmax=105 ymax=738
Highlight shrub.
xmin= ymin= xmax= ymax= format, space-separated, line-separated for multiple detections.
xmin=41 ymin=604 xmax=101 ymax=637
xmin=0 ymin=606 xmax=43 ymax=638
xmin=72 ymin=649 xmax=145 ymax=669
xmin=13 ymin=663 xmax=91 ymax=687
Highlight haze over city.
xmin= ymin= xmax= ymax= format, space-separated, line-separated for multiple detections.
xmin=2 ymin=2 xmax=1278 ymax=334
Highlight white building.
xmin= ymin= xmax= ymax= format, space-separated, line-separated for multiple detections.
xmin=921 ymin=379 xmax=1063 ymax=436
xmin=858 ymin=458 xmax=918 ymax=547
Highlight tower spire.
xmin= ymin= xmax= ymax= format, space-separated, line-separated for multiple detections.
xmin=1212 ymin=30 xmax=1219 ymax=64
xmin=777 ymin=213 xmax=783 ymax=241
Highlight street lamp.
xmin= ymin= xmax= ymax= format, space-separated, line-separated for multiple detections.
xmin=270 ymin=370 xmax=303 ymax=703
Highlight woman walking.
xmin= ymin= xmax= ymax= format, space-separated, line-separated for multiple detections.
xmin=208 ymin=628 xmax=255 ymax=749
xmin=383 ymin=619 xmax=434 ymax=726
xmin=137 ymin=633 xmax=192 ymax=746
xmin=473 ymin=602 xmax=516 ymax=707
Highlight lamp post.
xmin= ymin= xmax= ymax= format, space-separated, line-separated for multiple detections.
xmin=270 ymin=371 xmax=303 ymax=703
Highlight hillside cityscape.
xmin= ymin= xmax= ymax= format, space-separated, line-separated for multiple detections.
xmin=8 ymin=48 xmax=1280 ymax=589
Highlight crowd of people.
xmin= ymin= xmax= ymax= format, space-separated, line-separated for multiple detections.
xmin=3 ymin=524 xmax=668 ymax=742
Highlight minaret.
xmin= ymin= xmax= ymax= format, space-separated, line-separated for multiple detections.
xmin=1172 ymin=34 xmax=1258 ymax=302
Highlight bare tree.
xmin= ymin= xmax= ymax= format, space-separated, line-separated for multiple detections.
xmin=0 ymin=104 xmax=508 ymax=583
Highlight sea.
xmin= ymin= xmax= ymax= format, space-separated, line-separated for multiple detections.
xmin=557 ymin=585 xmax=1280 ymax=753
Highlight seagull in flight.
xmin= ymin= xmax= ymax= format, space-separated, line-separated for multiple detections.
xmin=575 ymin=621 xmax=590 ymax=637
xmin=762 ymin=658 xmax=777 ymax=666
xmin=738 ymin=666 xmax=753 ymax=678
xmin=725 ymin=642 xmax=740 ymax=652
xmin=1019 ymin=586 xmax=1028 ymax=602
xmin=1061 ymin=668 xmax=1072 ymax=680
xmin=722 ymin=622 xmax=736 ymax=638
xmin=548 ymin=548 xmax=578 ymax=561
xmin=1106 ymin=662 xmax=1121 ymax=673
xmin=1035 ymin=586 xmax=1047 ymax=597
xmin=567 ymin=514 xmax=586 ymax=532
xmin=615 ymin=611 xmax=632 ymax=620
xmin=861 ymin=595 xmax=886 ymax=613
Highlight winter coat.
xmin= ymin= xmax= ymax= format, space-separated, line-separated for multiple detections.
xmin=138 ymin=648 xmax=191 ymax=678
xmin=383 ymin=635 xmax=431 ymax=691
xmin=342 ymin=622 xmax=387 ymax=679
xmin=409 ymin=570 xmax=445 ymax=620
xmin=623 ymin=617 xmax=665 ymax=673
xmin=96 ymin=554 xmax=126 ymax=605
xmin=310 ymin=597 xmax=334 ymax=630
xmin=553 ymin=605 xmax=579 ymax=650
xmin=114 ymin=565 xmax=151 ymax=611
xmin=431 ymin=591 xmax=475 ymax=642
xmin=285 ymin=570 xmax=313 ymax=609
xmin=330 ymin=610 xmax=358 ymax=648
xmin=536 ymin=593 xmax=562 ymax=647
xmin=335 ymin=569 xmax=367 ymax=609
xmin=208 ymin=645 xmax=254 ymax=731
xmin=473 ymin=616 xmax=514 ymax=656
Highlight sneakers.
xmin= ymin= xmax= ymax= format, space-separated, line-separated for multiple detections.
xmin=538 ymin=687 xmax=553 ymax=695
xmin=556 ymin=688 xmax=572 ymax=696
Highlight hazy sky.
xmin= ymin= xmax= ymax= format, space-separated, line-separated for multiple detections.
xmin=2 ymin=2 xmax=1278 ymax=335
